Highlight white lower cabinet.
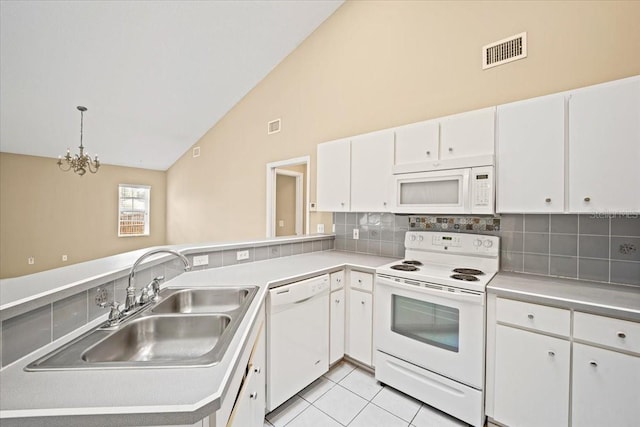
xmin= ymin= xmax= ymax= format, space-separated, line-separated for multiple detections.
xmin=493 ymin=324 xmax=570 ymax=427
xmin=572 ymin=343 xmax=640 ymax=427
xmin=346 ymin=289 xmax=373 ymax=366
xmin=330 ymin=288 xmax=345 ymax=364
xmin=227 ymin=322 xmax=266 ymax=427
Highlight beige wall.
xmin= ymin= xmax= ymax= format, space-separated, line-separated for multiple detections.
xmin=166 ymin=0 xmax=640 ymax=245
xmin=0 ymin=153 xmax=167 ymax=278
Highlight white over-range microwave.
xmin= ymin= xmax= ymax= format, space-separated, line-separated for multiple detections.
xmin=392 ymin=166 xmax=494 ymax=214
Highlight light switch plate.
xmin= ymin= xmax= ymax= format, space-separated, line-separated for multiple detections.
xmin=236 ymin=250 xmax=250 ymax=261
xmin=193 ymin=255 xmax=209 ymax=266
xmin=317 ymin=224 xmax=325 ymax=233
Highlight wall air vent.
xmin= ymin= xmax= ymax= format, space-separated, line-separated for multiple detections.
xmin=482 ymin=32 xmax=527 ymax=70
xmin=268 ymin=118 xmax=281 ymax=135
xmin=192 ymin=146 xmax=200 ymax=158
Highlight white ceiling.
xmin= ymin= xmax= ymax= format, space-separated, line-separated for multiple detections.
xmin=0 ymin=0 xmax=342 ymax=170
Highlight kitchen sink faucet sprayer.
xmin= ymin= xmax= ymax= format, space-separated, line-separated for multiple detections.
xmin=125 ymin=249 xmax=191 ymax=312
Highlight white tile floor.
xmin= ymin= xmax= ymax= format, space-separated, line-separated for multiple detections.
xmin=264 ymin=361 xmax=470 ymax=427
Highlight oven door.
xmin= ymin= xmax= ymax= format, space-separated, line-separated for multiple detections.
xmin=375 ymin=276 xmax=485 ymax=389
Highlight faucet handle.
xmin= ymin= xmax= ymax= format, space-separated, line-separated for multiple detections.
xmin=106 ymin=301 xmax=123 ymax=323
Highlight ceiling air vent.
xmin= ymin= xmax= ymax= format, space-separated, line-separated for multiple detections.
xmin=268 ymin=118 xmax=281 ymax=135
xmin=482 ymin=32 xmax=527 ymax=70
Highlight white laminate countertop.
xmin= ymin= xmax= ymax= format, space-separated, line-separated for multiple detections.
xmin=488 ymin=272 xmax=640 ymax=322
xmin=0 ymin=251 xmax=395 ymax=427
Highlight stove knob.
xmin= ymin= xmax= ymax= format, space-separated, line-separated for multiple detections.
xmin=474 ymin=239 xmax=483 ymax=247
xmin=483 ymin=240 xmax=493 ymax=248
xmin=410 ymin=235 xmax=416 ymax=241
xmin=418 ymin=235 xmax=424 ymax=242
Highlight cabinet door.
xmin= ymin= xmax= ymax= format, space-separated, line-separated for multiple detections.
xmin=572 ymin=343 xmax=640 ymax=427
xmin=330 ymin=289 xmax=345 ymax=364
xmin=496 ymin=94 xmax=565 ymax=213
xmin=493 ymin=325 xmax=570 ymax=427
xmin=347 ymin=289 xmax=373 ymax=366
xmin=351 ymin=130 xmax=394 ymax=212
xmin=394 ymin=120 xmax=440 ymax=165
xmin=227 ymin=323 xmax=265 ymax=427
xmin=317 ymin=138 xmax=351 ymax=212
xmin=440 ymin=107 xmax=495 ymax=160
xmin=330 ymin=270 xmax=345 ymax=291
xmin=569 ymin=77 xmax=640 ymax=213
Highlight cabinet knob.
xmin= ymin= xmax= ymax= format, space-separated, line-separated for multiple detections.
xmin=617 ymin=331 xmax=627 ymax=339
xmin=383 ymin=202 xmax=387 ymax=207
xmin=426 ymin=151 xmax=431 ymax=156
xmin=361 ymin=300 xmax=365 ymax=304
xmin=589 ymin=361 xmax=598 ymax=367
xmin=527 ymin=314 xmax=534 ymax=320
xmin=545 ymin=198 xmax=551 ymax=203
xmin=584 ymin=197 xmax=591 ymax=202
xmin=548 ymin=351 xmax=555 ymax=357
xmin=337 ymin=278 xmax=341 ymax=283
xmin=341 ymin=202 xmax=345 ymax=206
xmin=448 ymin=147 xmax=453 ymax=152
xmin=253 ymin=366 xmax=261 ymax=374
xmin=335 ymin=299 xmax=341 ymax=303
xmin=250 ymin=392 xmax=259 ymax=400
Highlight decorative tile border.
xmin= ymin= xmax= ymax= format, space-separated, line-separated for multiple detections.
xmin=408 ymin=215 xmax=501 ymax=232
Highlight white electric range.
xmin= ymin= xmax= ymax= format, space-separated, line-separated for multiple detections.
xmin=374 ymin=231 xmax=500 ymax=427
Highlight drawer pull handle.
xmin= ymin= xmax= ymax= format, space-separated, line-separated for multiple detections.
xmin=250 ymin=392 xmax=258 ymax=400
xmin=548 ymin=351 xmax=555 ymax=357
xmin=527 ymin=314 xmax=534 ymax=320
xmin=589 ymin=361 xmax=598 ymax=367
xmin=617 ymin=332 xmax=627 ymax=339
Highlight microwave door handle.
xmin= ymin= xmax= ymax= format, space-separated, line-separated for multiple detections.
xmin=377 ymin=277 xmax=484 ymax=305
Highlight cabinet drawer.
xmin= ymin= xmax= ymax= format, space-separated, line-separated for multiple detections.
xmin=574 ymin=312 xmax=640 ymax=354
xmin=350 ymin=271 xmax=373 ymax=292
xmin=330 ymin=270 xmax=345 ymax=291
xmin=496 ymin=298 xmax=570 ymax=337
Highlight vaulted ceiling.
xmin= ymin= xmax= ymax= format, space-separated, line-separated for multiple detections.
xmin=0 ymin=0 xmax=343 ymax=170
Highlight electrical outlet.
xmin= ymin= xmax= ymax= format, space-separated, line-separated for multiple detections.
xmin=62 ymin=254 xmax=68 ymax=262
xmin=353 ymin=228 xmax=359 ymax=239
xmin=193 ymin=255 xmax=209 ymax=266
xmin=236 ymin=250 xmax=250 ymax=261
xmin=28 ymin=257 xmax=35 ymax=265
xmin=279 ymin=220 xmax=284 ymax=227
xmin=317 ymin=224 xmax=325 ymax=233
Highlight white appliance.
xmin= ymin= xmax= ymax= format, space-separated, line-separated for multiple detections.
xmin=375 ymin=232 xmax=499 ymax=427
xmin=266 ymin=274 xmax=330 ymax=411
xmin=392 ymin=166 xmax=494 ymax=214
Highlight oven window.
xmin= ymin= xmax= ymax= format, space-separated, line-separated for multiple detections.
xmin=391 ymin=295 xmax=459 ymax=352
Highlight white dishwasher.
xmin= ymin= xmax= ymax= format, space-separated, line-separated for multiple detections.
xmin=266 ymin=274 xmax=330 ymax=411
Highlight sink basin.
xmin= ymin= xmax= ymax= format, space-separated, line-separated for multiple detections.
xmin=25 ymin=285 xmax=259 ymax=371
xmin=82 ymin=315 xmax=230 ymax=363
xmin=152 ymin=287 xmax=256 ymax=314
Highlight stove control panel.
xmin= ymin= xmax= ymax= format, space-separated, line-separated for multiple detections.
xmin=405 ymin=231 xmax=499 ymax=256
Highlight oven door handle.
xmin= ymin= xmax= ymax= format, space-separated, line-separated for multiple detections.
xmin=376 ymin=276 xmax=484 ymax=305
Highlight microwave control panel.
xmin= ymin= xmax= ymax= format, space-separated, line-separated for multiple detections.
xmin=471 ymin=166 xmax=494 ymax=214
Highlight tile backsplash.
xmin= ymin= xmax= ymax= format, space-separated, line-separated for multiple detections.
xmin=334 ymin=212 xmax=639 ymax=286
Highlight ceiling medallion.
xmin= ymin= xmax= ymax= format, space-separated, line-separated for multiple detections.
xmin=57 ymin=106 xmax=100 ymax=176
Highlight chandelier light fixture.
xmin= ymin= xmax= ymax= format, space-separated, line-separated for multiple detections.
xmin=57 ymin=106 xmax=100 ymax=176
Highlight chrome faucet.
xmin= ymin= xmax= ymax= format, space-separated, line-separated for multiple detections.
xmin=125 ymin=248 xmax=191 ymax=312
xmin=99 ymin=249 xmax=191 ymax=327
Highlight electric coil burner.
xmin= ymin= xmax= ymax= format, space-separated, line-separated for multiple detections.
xmin=403 ymin=260 xmax=423 ymax=266
xmin=452 ymin=268 xmax=484 ymax=276
xmin=450 ymin=273 xmax=480 ymax=282
xmin=390 ymin=264 xmax=419 ymax=272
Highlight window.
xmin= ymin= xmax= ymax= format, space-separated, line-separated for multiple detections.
xmin=118 ymin=184 xmax=150 ymax=237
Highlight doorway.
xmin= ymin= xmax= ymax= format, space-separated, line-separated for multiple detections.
xmin=266 ymin=156 xmax=310 ymax=237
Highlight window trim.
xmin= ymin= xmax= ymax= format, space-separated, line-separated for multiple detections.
xmin=118 ymin=184 xmax=151 ymax=237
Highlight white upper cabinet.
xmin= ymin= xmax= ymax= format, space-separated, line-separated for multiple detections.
xmin=351 ymin=130 xmax=394 ymax=212
xmin=394 ymin=120 xmax=440 ymax=166
xmin=568 ymin=76 xmax=640 ymax=213
xmin=317 ymin=138 xmax=351 ymax=212
xmin=440 ymin=107 xmax=496 ymax=160
xmin=496 ymin=93 xmax=566 ymax=213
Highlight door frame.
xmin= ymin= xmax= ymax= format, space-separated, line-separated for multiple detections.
xmin=266 ymin=156 xmax=310 ymax=237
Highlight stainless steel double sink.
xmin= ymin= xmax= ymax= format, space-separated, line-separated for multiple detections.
xmin=26 ymin=286 xmax=258 ymax=371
